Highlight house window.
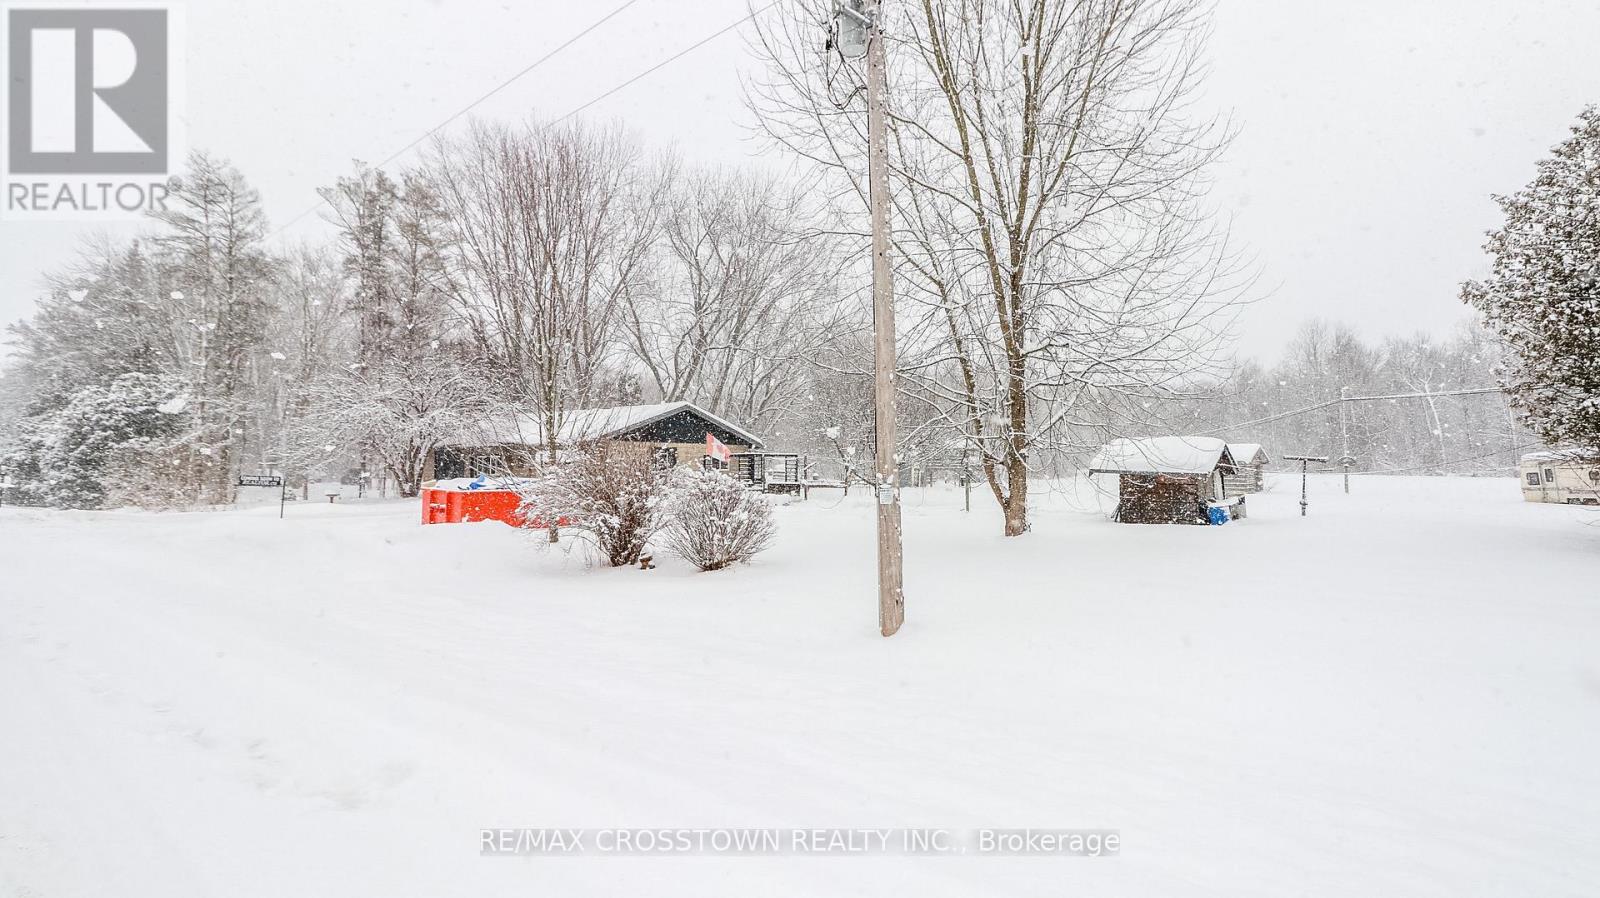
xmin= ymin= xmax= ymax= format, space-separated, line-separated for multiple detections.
xmin=701 ymin=455 xmax=727 ymax=472
xmin=1526 ymin=472 xmax=1542 ymax=486
xmin=1545 ymin=468 xmax=1557 ymax=483
xmin=1590 ymin=469 xmax=1600 ymax=485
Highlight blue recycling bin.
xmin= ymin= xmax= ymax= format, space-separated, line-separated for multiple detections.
xmin=1206 ymin=504 xmax=1230 ymax=526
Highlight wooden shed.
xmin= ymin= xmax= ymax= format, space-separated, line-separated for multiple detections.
xmin=1224 ymin=443 xmax=1270 ymax=496
xmin=427 ymin=401 xmax=765 ymax=481
xmin=1088 ymin=436 xmax=1240 ymax=525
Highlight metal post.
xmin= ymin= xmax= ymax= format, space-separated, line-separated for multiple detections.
xmin=1300 ymin=460 xmax=1309 ymax=516
xmin=1339 ymin=386 xmax=1351 ymax=493
xmin=1283 ymin=455 xmax=1329 ymax=517
xmin=865 ymin=0 xmax=904 ymax=637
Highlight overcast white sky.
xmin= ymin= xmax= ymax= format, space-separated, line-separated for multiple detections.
xmin=4 ymin=0 xmax=1599 ymax=363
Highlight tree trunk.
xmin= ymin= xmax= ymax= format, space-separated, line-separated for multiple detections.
xmin=545 ymin=423 xmax=560 ymax=544
xmin=1003 ymin=471 xmax=1029 ymax=536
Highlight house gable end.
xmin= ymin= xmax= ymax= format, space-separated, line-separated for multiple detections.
xmin=610 ymin=407 xmax=758 ymax=449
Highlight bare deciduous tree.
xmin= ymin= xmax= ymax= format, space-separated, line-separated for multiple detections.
xmin=751 ymin=0 xmax=1248 ymax=535
xmin=621 ymin=165 xmax=849 ymax=433
xmin=426 ymin=120 xmax=660 ymax=478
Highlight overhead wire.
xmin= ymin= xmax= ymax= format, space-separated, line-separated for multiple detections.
xmin=269 ymin=0 xmax=780 ymax=239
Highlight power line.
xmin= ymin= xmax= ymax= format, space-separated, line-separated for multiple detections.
xmin=1197 ymin=386 xmax=1506 ymax=436
xmin=378 ymin=0 xmax=647 ymax=172
xmin=1344 ymin=387 xmax=1503 ymax=403
xmin=543 ymin=0 xmax=780 ymax=132
xmin=1343 ymin=442 xmax=1545 ymax=476
xmin=269 ymin=0 xmax=644 ymax=238
xmin=270 ymin=0 xmax=778 ymax=240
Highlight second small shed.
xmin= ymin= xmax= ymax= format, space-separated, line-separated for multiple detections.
xmin=1224 ymin=443 xmax=1270 ymax=496
xmin=1089 ymin=436 xmax=1239 ymax=525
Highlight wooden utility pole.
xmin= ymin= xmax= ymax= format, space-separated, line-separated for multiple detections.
xmin=1339 ymin=385 xmax=1352 ymax=493
xmin=864 ymin=0 xmax=904 ymax=636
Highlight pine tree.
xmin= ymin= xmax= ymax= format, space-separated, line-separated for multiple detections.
xmin=1463 ymin=107 xmax=1600 ymax=454
xmin=152 ymin=151 xmax=275 ymax=503
xmin=323 ymin=164 xmax=450 ymax=368
xmin=0 ymin=373 xmax=187 ymax=508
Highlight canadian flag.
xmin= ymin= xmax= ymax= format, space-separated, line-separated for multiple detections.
xmin=705 ymin=433 xmax=731 ymax=464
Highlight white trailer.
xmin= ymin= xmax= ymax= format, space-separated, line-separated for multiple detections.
xmin=1519 ymin=450 xmax=1600 ymax=506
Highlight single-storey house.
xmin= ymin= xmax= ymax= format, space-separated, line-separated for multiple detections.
xmin=1088 ymin=436 xmax=1240 ymax=525
xmin=1519 ymin=449 xmax=1600 ymax=506
xmin=427 ymin=401 xmax=765 ymax=481
xmin=1224 ymin=443 xmax=1270 ymax=496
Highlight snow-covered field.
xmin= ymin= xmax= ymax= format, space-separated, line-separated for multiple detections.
xmin=3 ymin=475 xmax=1598 ymax=897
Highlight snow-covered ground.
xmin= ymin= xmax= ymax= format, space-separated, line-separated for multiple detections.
xmin=3 ymin=475 xmax=1598 ymax=897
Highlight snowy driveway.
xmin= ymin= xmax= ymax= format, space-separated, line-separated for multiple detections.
xmin=2 ymin=476 xmax=1598 ymax=896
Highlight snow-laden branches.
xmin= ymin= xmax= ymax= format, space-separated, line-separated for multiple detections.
xmin=290 ymin=360 xmax=497 ymax=498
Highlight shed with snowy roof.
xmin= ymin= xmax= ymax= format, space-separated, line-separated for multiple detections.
xmin=426 ymin=401 xmax=765 ymax=481
xmin=1224 ymin=443 xmax=1270 ymax=496
xmin=1088 ymin=436 xmax=1240 ymax=525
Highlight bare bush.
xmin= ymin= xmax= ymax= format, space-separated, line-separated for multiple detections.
xmin=517 ymin=447 xmax=670 ymax=567
xmin=661 ymin=469 xmax=776 ymax=571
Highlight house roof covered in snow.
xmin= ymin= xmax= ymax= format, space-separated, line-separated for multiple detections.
xmin=1088 ymin=436 xmax=1234 ymax=476
xmin=444 ymin=401 xmax=765 ymax=450
xmin=1228 ymin=443 xmax=1269 ymax=465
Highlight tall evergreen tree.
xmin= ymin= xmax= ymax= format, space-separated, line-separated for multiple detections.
xmin=1463 ymin=107 xmax=1600 ymax=455
xmin=324 ymin=164 xmax=451 ymax=368
xmin=152 ymin=151 xmax=275 ymax=503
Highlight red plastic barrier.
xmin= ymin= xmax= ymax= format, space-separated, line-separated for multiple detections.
xmin=421 ymin=488 xmax=529 ymax=528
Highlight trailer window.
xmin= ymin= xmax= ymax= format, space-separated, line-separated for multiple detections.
xmin=1545 ymin=468 xmax=1556 ymax=483
xmin=1590 ymin=469 xmax=1600 ymax=485
xmin=1526 ymin=472 xmax=1541 ymax=486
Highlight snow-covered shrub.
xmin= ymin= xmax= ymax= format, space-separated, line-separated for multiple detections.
xmin=517 ymin=447 xmax=670 ymax=567
xmin=661 ymin=468 xmax=776 ymax=571
xmin=99 ymin=439 xmax=201 ymax=509
xmin=0 ymin=373 xmax=188 ymax=509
